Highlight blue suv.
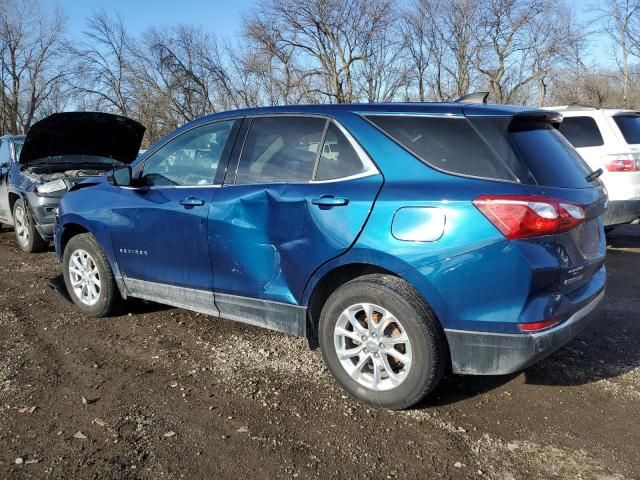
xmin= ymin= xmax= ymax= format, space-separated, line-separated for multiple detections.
xmin=54 ymin=104 xmax=607 ymax=409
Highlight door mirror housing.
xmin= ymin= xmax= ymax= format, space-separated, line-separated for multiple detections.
xmin=108 ymin=165 xmax=132 ymax=186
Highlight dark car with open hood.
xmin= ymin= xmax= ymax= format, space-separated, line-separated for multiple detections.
xmin=0 ymin=112 xmax=145 ymax=252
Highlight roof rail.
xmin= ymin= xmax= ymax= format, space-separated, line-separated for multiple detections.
xmin=454 ymin=91 xmax=489 ymax=104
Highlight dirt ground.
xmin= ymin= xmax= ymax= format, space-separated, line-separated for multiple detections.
xmin=0 ymin=225 xmax=638 ymax=480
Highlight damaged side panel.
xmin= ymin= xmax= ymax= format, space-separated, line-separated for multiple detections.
xmin=209 ymin=176 xmax=383 ymax=307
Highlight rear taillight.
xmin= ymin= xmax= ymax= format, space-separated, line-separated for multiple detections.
xmin=517 ymin=317 xmax=562 ymax=332
xmin=603 ymin=153 xmax=640 ymax=172
xmin=473 ymin=195 xmax=586 ymax=240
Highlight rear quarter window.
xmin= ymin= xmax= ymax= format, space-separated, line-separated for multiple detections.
xmin=367 ymin=113 xmax=596 ymax=189
xmin=558 ymin=116 xmax=604 ymax=148
xmin=613 ymin=114 xmax=640 ymax=144
xmin=366 ymin=115 xmax=524 ymax=182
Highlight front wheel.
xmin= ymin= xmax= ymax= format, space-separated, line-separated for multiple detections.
xmin=319 ymin=274 xmax=448 ymax=410
xmin=13 ymin=198 xmax=48 ymax=253
xmin=63 ymin=233 xmax=123 ymax=317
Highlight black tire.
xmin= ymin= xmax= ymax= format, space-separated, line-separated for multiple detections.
xmin=319 ymin=274 xmax=447 ymax=410
xmin=62 ymin=233 xmax=123 ymax=317
xmin=13 ymin=198 xmax=48 ymax=253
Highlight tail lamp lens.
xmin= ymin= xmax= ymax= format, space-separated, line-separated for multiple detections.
xmin=604 ymin=153 xmax=640 ymax=172
xmin=473 ymin=195 xmax=587 ymax=240
xmin=517 ymin=317 xmax=562 ymax=332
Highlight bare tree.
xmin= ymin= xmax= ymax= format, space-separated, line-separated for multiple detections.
xmin=241 ymin=19 xmax=318 ymax=105
xmin=134 ymin=25 xmax=236 ymax=125
xmin=244 ymin=0 xmax=394 ymax=103
xmin=400 ymin=0 xmax=434 ymax=101
xmin=597 ymin=0 xmax=640 ymax=108
xmin=70 ymin=11 xmax=133 ymax=115
xmin=0 ymin=0 xmax=67 ymax=133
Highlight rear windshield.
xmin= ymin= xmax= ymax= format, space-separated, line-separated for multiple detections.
xmin=613 ymin=114 xmax=640 ymax=144
xmin=558 ymin=116 xmax=604 ymax=148
xmin=367 ymin=114 xmax=595 ymax=188
xmin=509 ymin=122 xmax=594 ymax=189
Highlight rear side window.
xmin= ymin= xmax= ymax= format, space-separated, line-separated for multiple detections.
xmin=366 ymin=115 xmax=522 ymax=182
xmin=613 ymin=115 xmax=640 ymax=144
xmin=314 ymin=123 xmax=366 ymax=181
xmin=510 ymin=123 xmax=594 ymax=189
xmin=558 ymin=116 xmax=604 ymax=148
xmin=236 ymin=117 xmax=326 ymax=184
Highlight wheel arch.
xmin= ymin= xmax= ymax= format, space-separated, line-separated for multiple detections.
xmin=59 ymin=222 xmax=91 ymax=256
xmin=58 ymin=220 xmax=128 ymax=300
xmin=304 ymin=255 xmax=449 ymax=359
xmin=8 ymin=191 xmax=24 ymax=220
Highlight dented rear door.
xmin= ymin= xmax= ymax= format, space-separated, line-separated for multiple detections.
xmin=209 ymin=116 xmax=383 ymax=306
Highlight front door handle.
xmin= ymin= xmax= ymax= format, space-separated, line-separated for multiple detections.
xmin=179 ymin=196 xmax=205 ymax=207
xmin=311 ymin=195 xmax=349 ymax=207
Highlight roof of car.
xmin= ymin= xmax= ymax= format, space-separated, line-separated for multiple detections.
xmin=196 ymin=102 xmax=548 ymax=122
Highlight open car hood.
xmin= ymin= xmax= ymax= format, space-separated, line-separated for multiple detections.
xmin=19 ymin=112 xmax=145 ymax=165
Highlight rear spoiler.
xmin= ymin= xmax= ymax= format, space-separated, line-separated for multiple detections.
xmin=510 ymin=110 xmax=563 ymax=131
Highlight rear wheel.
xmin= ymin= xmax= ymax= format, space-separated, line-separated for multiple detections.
xmin=319 ymin=274 xmax=447 ymax=410
xmin=63 ymin=233 xmax=123 ymax=317
xmin=13 ymin=198 xmax=48 ymax=253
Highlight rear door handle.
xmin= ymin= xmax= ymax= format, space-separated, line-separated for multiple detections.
xmin=311 ymin=195 xmax=349 ymax=207
xmin=180 ymin=196 xmax=205 ymax=207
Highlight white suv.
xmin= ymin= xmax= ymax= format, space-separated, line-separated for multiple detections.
xmin=548 ymin=105 xmax=640 ymax=226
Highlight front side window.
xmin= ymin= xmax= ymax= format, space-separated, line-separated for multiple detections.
xmin=613 ymin=114 xmax=640 ymax=144
xmin=558 ymin=116 xmax=604 ymax=148
xmin=314 ymin=123 xmax=366 ymax=181
xmin=235 ymin=117 xmax=326 ymax=184
xmin=141 ymin=120 xmax=235 ymax=187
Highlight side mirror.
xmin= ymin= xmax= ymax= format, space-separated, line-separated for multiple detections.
xmin=107 ymin=165 xmax=132 ymax=186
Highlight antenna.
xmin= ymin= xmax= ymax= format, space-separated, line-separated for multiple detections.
xmin=454 ymin=92 xmax=489 ymax=104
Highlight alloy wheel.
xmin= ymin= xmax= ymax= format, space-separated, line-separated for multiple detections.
xmin=333 ymin=302 xmax=413 ymax=391
xmin=14 ymin=205 xmax=29 ymax=247
xmin=68 ymin=249 xmax=101 ymax=306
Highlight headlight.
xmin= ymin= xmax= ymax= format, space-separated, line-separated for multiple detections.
xmin=36 ymin=179 xmax=67 ymax=194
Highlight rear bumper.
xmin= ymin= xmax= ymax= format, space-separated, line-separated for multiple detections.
xmin=444 ymin=289 xmax=605 ymax=375
xmin=603 ymin=199 xmax=640 ymax=226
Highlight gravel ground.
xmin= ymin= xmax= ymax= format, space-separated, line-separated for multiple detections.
xmin=0 ymin=225 xmax=639 ymax=480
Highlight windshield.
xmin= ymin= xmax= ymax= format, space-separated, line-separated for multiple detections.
xmin=26 ymin=154 xmax=123 ymax=167
xmin=613 ymin=115 xmax=640 ymax=144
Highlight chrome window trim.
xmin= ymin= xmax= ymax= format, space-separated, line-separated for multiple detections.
xmin=231 ymin=115 xmax=380 ymax=186
xmin=310 ymin=119 xmax=378 ymax=183
xmin=355 ymin=111 xmax=464 ymax=119
xmin=120 ymin=184 xmax=222 ymax=191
